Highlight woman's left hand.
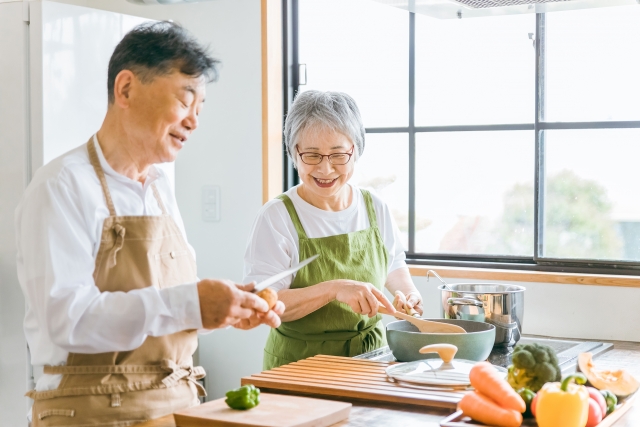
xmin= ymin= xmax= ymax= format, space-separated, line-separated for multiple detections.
xmin=393 ymin=290 xmax=424 ymax=316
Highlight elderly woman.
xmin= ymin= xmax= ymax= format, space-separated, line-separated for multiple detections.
xmin=244 ymin=90 xmax=424 ymax=369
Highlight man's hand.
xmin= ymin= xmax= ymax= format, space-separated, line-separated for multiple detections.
xmin=232 ymin=283 xmax=286 ymax=330
xmin=197 ymin=279 xmax=280 ymax=329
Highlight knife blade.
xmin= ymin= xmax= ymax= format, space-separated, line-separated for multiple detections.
xmin=251 ymin=254 xmax=320 ymax=293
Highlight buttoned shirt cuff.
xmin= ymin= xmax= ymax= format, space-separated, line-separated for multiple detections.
xmin=161 ymin=282 xmax=203 ymax=331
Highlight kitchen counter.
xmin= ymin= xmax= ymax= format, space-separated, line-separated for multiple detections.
xmin=137 ymin=336 xmax=640 ymax=427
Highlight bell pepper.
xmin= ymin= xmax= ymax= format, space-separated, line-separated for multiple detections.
xmin=516 ymin=388 xmax=536 ymax=418
xmin=535 ymin=373 xmax=590 ymax=427
xmin=600 ymin=390 xmax=618 ymax=415
xmin=225 ymin=384 xmax=261 ymax=410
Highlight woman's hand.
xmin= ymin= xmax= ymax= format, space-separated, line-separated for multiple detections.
xmin=393 ymin=290 xmax=424 ymax=316
xmin=385 ymin=267 xmax=424 ymax=316
xmin=332 ymin=280 xmax=395 ymax=317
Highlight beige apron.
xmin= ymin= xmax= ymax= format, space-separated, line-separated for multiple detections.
xmin=27 ymin=139 xmax=205 ymax=426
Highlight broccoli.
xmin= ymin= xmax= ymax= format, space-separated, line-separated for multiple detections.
xmin=507 ymin=343 xmax=562 ymax=392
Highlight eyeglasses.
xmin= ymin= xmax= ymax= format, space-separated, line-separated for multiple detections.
xmin=296 ymin=146 xmax=354 ymax=166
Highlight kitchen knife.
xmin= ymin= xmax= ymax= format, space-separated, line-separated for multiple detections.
xmin=251 ymin=254 xmax=320 ymax=293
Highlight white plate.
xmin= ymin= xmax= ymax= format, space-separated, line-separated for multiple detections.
xmin=386 ymin=359 xmax=507 ymax=387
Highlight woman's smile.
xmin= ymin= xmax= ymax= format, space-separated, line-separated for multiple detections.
xmin=313 ymin=176 xmax=339 ymax=188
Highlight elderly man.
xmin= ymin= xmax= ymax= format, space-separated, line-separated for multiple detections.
xmin=15 ymin=22 xmax=283 ymax=425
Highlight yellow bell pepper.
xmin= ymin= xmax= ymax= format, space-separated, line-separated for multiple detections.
xmin=535 ymin=373 xmax=590 ymax=427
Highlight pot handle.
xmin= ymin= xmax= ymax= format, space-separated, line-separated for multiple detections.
xmin=485 ymin=317 xmax=522 ymax=343
xmin=485 ymin=317 xmax=519 ymax=330
xmin=419 ymin=344 xmax=458 ymax=363
xmin=447 ymin=297 xmax=483 ymax=308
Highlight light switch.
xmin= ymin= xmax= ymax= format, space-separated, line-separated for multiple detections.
xmin=202 ymin=185 xmax=220 ymax=222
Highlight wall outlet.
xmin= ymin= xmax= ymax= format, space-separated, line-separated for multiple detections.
xmin=202 ymin=185 xmax=221 ymax=222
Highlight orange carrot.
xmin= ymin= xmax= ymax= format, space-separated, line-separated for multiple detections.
xmin=469 ymin=361 xmax=526 ymax=413
xmin=458 ymin=391 xmax=523 ymax=427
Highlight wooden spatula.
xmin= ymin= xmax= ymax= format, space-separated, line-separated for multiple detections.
xmin=378 ymin=306 xmax=466 ymax=334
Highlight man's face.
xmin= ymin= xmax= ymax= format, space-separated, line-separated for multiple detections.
xmin=127 ymin=70 xmax=206 ymax=164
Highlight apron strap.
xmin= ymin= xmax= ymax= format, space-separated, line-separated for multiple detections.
xmin=87 ymin=138 xmax=117 ymax=217
xmin=151 ymin=183 xmax=168 ymax=215
xmin=277 ymin=194 xmax=308 ymax=239
xmin=360 ymin=189 xmax=379 ymax=229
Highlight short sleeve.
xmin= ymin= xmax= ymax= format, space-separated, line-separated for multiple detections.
xmin=243 ymin=200 xmax=300 ymax=291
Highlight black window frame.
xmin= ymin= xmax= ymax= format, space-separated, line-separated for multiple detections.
xmin=283 ymin=1 xmax=640 ymax=276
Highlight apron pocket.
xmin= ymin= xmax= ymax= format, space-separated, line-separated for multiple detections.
xmin=154 ymin=250 xmax=196 ymax=288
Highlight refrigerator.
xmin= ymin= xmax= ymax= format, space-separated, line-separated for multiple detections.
xmin=0 ymin=1 xmax=166 ymax=423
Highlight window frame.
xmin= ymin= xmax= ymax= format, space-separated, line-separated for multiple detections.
xmin=285 ymin=1 xmax=640 ymax=276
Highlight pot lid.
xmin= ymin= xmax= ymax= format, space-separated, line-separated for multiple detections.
xmin=385 ymin=344 xmax=507 ymax=387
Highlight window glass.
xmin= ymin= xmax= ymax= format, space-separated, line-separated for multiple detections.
xmin=543 ymin=129 xmax=640 ymax=261
xmin=415 ymin=13 xmax=535 ymax=126
xmin=298 ymin=0 xmax=409 ymax=127
xmin=545 ymin=6 xmax=640 ymax=122
xmin=350 ymin=133 xmax=409 ymax=249
xmin=415 ymin=131 xmax=534 ymax=255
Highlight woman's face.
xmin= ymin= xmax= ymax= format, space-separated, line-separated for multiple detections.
xmin=295 ymin=127 xmax=355 ymax=201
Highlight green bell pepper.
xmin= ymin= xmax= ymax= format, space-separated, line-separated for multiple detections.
xmin=517 ymin=388 xmax=536 ymax=418
xmin=225 ymin=384 xmax=261 ymax=410
xmin=600 ymin=389 xmax=617 ymax=415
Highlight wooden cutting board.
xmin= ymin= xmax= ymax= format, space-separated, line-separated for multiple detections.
xmin=173 ymin=393 xmax=351 ymax=427
xmin=241 ymin=355 xmax=468 ymax=409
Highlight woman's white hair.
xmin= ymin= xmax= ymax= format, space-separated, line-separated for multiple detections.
xmin=284 ymin=90 xmax=365 ymax=167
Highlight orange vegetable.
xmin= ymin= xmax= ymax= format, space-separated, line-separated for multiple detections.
xmin=470 ymin=361 xmax=526 ymax=413
xmin=458 ymin=391 xmax=523 ymax=427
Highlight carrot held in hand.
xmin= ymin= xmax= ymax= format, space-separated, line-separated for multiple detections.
xmin=458 ymin=391 xmax=523 ymax=427
xmin=470 ymin=361 xmax=526 ymax=413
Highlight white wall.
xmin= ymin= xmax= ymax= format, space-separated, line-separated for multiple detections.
xmin=0 ymin=3 xmax=30 ymax=424
xmin=412 ymin=276 xmax=640 ymax=342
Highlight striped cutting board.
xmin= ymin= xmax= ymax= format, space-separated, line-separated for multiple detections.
xmin=240 ymin=355 xmax=468 ymax=409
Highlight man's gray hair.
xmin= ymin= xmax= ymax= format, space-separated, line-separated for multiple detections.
xmin=284 ymin=90 xmax=365 ymax=167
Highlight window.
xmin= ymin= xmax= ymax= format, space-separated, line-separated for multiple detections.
xmin=287 ymin=1 xmax=640 ymax=273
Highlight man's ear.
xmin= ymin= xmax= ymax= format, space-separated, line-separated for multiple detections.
xmin=112 ymin=70 xmax=136 ymax=108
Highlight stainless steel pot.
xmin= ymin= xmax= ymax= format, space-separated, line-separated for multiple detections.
xmin=438 ymin=283 xmax=525 ymax=347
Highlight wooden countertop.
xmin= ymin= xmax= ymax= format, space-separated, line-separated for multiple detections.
xmin=138 ymin=339 xmax=640 ymax=427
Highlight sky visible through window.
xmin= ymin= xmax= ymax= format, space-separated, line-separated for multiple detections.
xmin=298 ymin=0 xmax=640 ymax=261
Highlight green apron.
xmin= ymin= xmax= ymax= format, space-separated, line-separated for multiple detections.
xmin=263 ymin=189 xmax=389 ymax=370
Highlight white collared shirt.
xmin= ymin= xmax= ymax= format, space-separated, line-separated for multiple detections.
xmin=15 ymin=135 xmax=202 ymax=392
xmin=243 ymin=184 xmax=407 ymax=290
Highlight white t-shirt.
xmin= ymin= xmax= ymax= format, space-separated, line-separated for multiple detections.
xmin=243 ymin=184 xmax=407 ymax=290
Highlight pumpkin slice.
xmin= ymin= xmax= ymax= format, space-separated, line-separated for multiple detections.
xmin=577 ymin=352 xmax=639 ymax=398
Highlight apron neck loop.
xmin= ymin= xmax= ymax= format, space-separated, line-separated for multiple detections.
xmin=151 ymin=183 xmax=168 ymax=215
xmin=88 ymin=138 xmax=168 ymax=216
xmin=361 ymin=190 xmax=379 ymax=229
xmin=277 ymin=194 xmax=308 ymax=239
xmin=87 ymin=138 xmax=117 ymax=217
